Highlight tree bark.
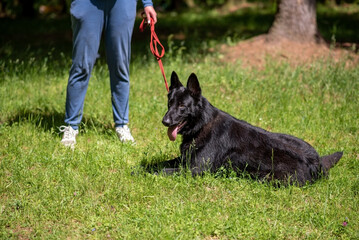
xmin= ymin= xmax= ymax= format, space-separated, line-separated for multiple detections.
xmin=184 ymin=0 xmax=196 ymax=8
xmin=267 ymin=0 xmax=323 ymax=43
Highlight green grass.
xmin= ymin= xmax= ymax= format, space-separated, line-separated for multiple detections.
xmin=1 ymin=4 xmax=359 ymax=239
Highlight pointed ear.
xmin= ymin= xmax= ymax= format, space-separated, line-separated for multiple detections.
xmin=187 ymin=73 xmax=201 ymax=96
xmin=170 ymin=71 xmax=183 ymax=90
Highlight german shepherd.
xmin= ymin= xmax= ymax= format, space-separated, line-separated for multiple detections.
xmin=159 ymin=71 xmax=342 ymax=185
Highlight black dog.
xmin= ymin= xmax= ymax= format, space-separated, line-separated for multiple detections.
xmin=159 ymin=71 xmax=342 ymax=185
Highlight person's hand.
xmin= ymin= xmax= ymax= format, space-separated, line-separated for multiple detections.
xmin=144 ymin=6 xmax=157 ymax=24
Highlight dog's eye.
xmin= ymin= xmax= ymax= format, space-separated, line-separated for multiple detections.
xmin=179 ymin=104 xmax=185 ymax=109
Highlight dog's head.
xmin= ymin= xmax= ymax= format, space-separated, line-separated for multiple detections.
xmin=162 ymin=71 xmax=202 ymax=141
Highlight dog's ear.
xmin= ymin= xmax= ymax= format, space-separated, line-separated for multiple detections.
xmin=170 ymin=71 xmax=183 ymax=90
xmin=187 ymin=73 xmax=201 ymax=97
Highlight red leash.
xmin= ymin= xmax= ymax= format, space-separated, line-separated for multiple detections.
xmin=139 ymin=13 xmax=169 ymax=92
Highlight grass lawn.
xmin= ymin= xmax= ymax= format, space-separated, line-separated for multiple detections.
xmin=1 ymin=4 xmax=359 ymax=239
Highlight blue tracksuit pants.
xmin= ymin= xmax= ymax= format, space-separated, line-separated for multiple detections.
xmin=65 ymin=0 xmax=148 ymax=129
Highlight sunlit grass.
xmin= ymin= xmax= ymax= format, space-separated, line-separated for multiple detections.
xmin=1 ymin=50 xmax=358 ymax=238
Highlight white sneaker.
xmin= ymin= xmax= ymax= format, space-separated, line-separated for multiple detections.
xmin=59 ymin=126 xmax=79 ymax=148
xmin=116 ymin=125 xmax=135 ymax=143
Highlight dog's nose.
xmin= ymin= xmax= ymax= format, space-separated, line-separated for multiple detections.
xmin=162 ymin=116 xmax=171 ymax=127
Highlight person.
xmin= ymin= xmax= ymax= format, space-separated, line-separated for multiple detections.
xmin=60 ymin=0 xmax=157 ymax=147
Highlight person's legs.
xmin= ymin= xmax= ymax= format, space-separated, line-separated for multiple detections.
xmin=64 ymin=0 xmax=105 ymax=130
xmin=104 ymin=0 xmax=137 ymax=128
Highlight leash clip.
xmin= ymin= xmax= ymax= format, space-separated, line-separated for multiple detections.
xmin=140 ymin=12 xmax=151 ymax=32
xmin=141 ymin=12 xmax=151 ymax=24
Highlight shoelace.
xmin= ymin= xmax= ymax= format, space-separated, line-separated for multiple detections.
xmin=116 ymin=126 xmax=129 ymax=135
xmin=116 ymin=126 xmax=134 ymax=141
xmin=59 ymin=126 xmax=76 ymax=139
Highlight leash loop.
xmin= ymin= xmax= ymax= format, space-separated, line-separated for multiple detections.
xmin=140 ymin=13 xmax=169 ymax=92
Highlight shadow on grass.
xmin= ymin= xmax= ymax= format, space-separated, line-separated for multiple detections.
xmin=4 ymin=108 xmax=114 ymax=136
xmin=318 ymin=9 xmax=359 ymax=44
xmin=139 ymin=153 xmax=329 ymax=188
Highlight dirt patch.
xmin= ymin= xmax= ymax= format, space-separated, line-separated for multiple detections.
xmin=9 ymin=225 xmax=33 ymax=240
xmin=220 ymin=34 xmax=359 ymax=69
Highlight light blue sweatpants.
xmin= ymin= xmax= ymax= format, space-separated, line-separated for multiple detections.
xmin=65 ymin=0 xmax=138 ymax=129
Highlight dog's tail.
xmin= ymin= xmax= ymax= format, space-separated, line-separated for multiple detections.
xmin=320 ymin=151 xmax=343 ymax=174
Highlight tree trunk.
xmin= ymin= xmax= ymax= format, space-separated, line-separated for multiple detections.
xmin=267 ymin=0 xmax=323 ymax=43
xmin=184 ymin=0 xmax=196 ymax=8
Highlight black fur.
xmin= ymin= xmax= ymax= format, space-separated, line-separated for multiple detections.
xmin=159 ymin=71 xmax=342 ymax=185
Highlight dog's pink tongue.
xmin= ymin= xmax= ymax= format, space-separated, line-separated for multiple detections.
xmin=167 ymin=126 xmax=178 ymax=141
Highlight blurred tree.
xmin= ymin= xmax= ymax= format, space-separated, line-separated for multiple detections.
xmin=0 ymin=0 xmax=69 ymax=18
xmin=19 ymin=0 xmax=35 ymax=17
xmin=38 ymin=0 xmax=68 ymax=16
xmin=267 ymin=0 xmax=323 ymax=43
xmin=153 ymin=0 xmax=229 ymax=10
xmin=155 ymin=0 xmax=196 ymax=10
